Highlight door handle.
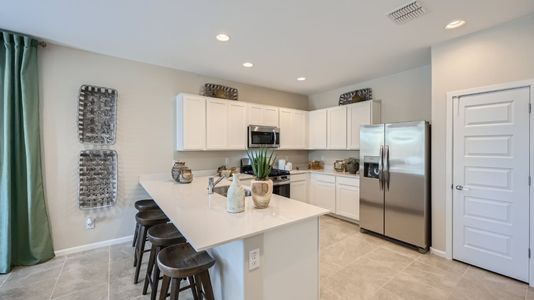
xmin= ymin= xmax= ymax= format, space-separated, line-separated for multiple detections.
xmin=384 ymin=145 xmax=390 ymax=190
xmin=378 ymin=145 xmax=384 ymax=191
xmin=455 ymin=185 xmax=469 ymax=191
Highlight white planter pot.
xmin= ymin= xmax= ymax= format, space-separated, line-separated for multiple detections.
xmin=250 ymin=179 xmax=273 ymax=209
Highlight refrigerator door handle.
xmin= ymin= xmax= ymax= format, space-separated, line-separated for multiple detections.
xmin=378 ymin=145 xmax=384 ymax=191
xmin=384 ymin=145 xmax=390 ymax=190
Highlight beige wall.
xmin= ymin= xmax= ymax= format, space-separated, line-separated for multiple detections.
xmin=39 ymin=44 xmax=308 ymax=251
xmin=308 ymin=65 xmax=431 ymax=122
xmin=431 ymin=14 xmax=534 ymax=251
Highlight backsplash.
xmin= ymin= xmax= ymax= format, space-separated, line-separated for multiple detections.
xmin=174 ymin=150 xmax=309 ymax=171
xmin=308 ymin=150 xmax=359 ymax=168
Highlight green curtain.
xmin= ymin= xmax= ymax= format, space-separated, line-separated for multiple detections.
xmin=0 ymin=31 xmax=54 ymax=273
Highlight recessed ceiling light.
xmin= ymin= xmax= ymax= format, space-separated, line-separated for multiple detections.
xmin=216 ymin=33 xmax=230 ymax=42
xmin=242 ymin=62 xmax=254 ymax=68
xmin=445 ymin=19 xmax=466 ymax=30
xmin=297 ymin=77 xmax=306 ymax=81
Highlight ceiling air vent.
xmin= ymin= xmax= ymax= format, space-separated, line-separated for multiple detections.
xmin=387 ymin=1 xmax=426 ymax=25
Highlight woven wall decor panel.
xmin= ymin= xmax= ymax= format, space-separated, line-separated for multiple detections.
xmin=78 ymin=149 xmax=118 ymax=209
xmin=78 ymin=85 xmax=118 ymax=144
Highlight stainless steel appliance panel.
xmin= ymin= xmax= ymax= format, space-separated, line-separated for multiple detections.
xmin=248 ymin=125 xmax=280 ymax=148
xmin=384 ymin=121 xmax=429 ymax=248
xmin=359 ymin=124 xmax=385 ymax=234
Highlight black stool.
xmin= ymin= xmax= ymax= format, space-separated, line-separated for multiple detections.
xmin=157 ymin=243 xmax=216 ymax=300
xmin=132 ymin=199 xmax=160 ymax=248
xmin=133 ymin=209 xmax=169 ymax=284
xmin=143 ymin=223 xmax=187 ymax=300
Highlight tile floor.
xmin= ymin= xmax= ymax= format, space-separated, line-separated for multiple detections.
xmin=0 ymin=216 xmax=532 ymax=300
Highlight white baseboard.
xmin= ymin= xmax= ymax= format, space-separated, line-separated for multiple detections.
xmin=54 ymin=235 xmax=133 ymax=256
xmin=430 ymin=247 xmax=448 ymax=259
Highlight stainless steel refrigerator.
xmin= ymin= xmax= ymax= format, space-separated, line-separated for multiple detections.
xmin=359 ymin=121 xmax=430 ymax=251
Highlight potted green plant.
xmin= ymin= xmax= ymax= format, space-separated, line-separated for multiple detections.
xmin=246 ymin=148 xmax=277 ymax=208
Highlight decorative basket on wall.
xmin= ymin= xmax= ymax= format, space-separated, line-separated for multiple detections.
xmin=78 ymin=149 xmax=118 ymax=209
xmin=78 ymin=85 xmax=118 ymax=144
xmin=338 ymin=88 xmax=373 ymax=105
xmin=202 ymin=83 xmax=238 ymax=100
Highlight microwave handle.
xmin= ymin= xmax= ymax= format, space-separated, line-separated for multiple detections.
xmin=273 ymin=128 xmax=277 ymax=146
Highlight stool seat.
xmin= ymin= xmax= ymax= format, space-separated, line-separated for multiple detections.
xmin=157 ymin=243 xmax=215 ymax=279
xmin=135 ymin=199 xmax=159 ymax=211
xmin=148 ymin=223 xmax=186 ymax=247
xmin=136 ymin=209 xmax=169 ymax=227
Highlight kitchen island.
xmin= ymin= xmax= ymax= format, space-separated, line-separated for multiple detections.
xmin=139 ymin=173 xmax=329 ymax=300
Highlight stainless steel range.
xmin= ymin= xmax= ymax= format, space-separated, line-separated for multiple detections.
xmin=240 ymin=163 xmax=290 ymax=198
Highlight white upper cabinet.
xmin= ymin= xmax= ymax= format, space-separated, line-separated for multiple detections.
xmin=176 ymin=94 xmax=206 ymax=150
xmin=327 ymin=106 xmax=347 ymax=149
xmin=227 ymin=101 xmax=248 ymax=149
xmin=279 ymin=108 xmax=308 ymax=149
xmin=206 ymin=98 xmax=247 ymax=150
xmin=206 ymin=98 xmax=228 ymax=150
xmin=347 ymin=100 xmax=381 ymax=150
xmin=308 ymin=109 xmax=327 ymax=149
xmin=248 ymin=104 xmax=279 ymax=127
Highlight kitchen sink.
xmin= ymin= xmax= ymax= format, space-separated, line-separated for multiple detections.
xmin=213 ymin=185 xmax=252 ymax=197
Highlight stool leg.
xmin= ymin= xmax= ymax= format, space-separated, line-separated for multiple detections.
xmin=199 ymin=271 xmax=214 ymax=300
xmin=143 ymin=244 xmax=158 ymax=294
xmin=150 ymin=250 xmax=161 ymax=300
xmin=188 ymin=276 xmax=199 ymax=300
xmin=134 ymin=225 xmax=147 ymax=284
xmin=132 ymin=222 xmax=140 ymax=247
xmin=170 ymin=278 xmax=179 ymax=300
xmin=159 ymin=275 xmax=170 ymax=300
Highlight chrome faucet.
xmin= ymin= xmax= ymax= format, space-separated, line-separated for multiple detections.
xmin=207 ymin=176 xmax=227 ymax=194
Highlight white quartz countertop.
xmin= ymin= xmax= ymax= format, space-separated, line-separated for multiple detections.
xmin=290 ymin=169 xmax=360 ymax=178
xmin=139 ymin=173 xmax=329 ymax=251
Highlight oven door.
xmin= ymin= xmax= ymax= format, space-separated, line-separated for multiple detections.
xmin=272 ymin=182 xmax=290 ymax=198
xmin=248 ymin=125 xmax=280 ymax=148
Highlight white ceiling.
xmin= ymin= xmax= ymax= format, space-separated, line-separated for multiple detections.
xmin=1 ymin=0 xmax=534 ymax=95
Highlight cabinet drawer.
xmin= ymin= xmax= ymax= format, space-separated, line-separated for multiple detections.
xmin=311 ymin=173 xmax=335 ymax=183
xmin=336 ymin=176 xmax=359 ymax=187
xmin=290 ymin=173 xmax=308 ymax=182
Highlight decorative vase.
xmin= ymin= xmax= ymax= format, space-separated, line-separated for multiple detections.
xmin=226 ymin=175 xmax=245 ymax=213
xmin=250 ymin=179 xmax=273 ymax=209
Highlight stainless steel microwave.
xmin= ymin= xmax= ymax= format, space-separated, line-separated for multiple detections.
xmin=247 ymin=125 xmax=280 ymax=148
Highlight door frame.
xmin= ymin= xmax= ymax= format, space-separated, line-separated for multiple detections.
xmin=445 ymin=79 xmax=534 ymax=285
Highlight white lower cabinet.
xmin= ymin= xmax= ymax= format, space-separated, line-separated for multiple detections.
xmin=335 ymin=176 xmax=360 ymax=221
xmin=306 ymin=173 xmax=359 ymax=221
xmin=290 ymin=173 xmax=308 ymax=203
xmin=310 ymin=174 xmax=336 ymax=212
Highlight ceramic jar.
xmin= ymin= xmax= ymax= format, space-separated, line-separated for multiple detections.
xmin=227 ymin=175 xmax=245 ymax=213
xmin=171 ymin=161 xmax=193 ymax=184
xmin=250 ymin=179 xmax=273 ymax=209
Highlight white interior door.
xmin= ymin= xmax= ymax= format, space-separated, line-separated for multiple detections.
xmin=453 ymin=87 xmax=530 ymax=282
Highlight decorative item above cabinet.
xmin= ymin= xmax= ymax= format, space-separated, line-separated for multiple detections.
xmin=338 ymin=88 xmax=372 ymax=106
xmin=202 ymin=83 xmax=238 ymax=100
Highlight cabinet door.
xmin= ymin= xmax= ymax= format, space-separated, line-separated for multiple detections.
xmin=308 ymin=110 xmax=327 ymax=149
xmin=293 ymin=110 xmax=307 ymax=149
xmin=335 ymin=182 xmax=360 ymax=220
xmin=290 ymin=180 xmax=308 ymax=203
xmin=227 ymin=102 xmax=247 ymax=149
xmin=279 ymin=109 xmax=293 ymax=149
xmin=178 ymin=94 xmax=206 ymax=150
xmin=310 ymin=176 xmax=335 ymax=211
xmin=206 ymin=99 xmax=228 ymax=149
xmin=347 ymin=102 xmax=371 ymax=150
xmin=248 ymin=105 xmax=264 ymax=126
xmin=263 ymin=106 xmax=279 ymax=127
xmin=327 ymin=106 xmax=347 ymax=149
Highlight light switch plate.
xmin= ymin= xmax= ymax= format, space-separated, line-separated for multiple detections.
xmin=249 ymin=248 xmax=260 ymax=270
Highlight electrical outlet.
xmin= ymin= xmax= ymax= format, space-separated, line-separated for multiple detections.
xmin=85 ymin=217 xmax=95 ymax=229
xmin=249 ymin=248 xmax=260 ymax=270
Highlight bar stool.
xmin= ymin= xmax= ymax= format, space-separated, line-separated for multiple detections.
xmin=134 ymin=209 xmax=169 ymax=284
xmin=143 ymin=223 xmax=187 ymax=300
xmin=157 ymin=243 xmax=216 ymax=300
xmin=132 ymin=199 xmax=160 ymax=248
